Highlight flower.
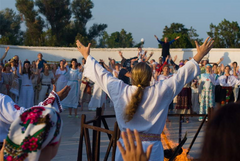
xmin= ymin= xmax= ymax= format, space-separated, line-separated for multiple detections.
xmin=22 ymin=137 xmax=39 ymax=152
xmin=20 ymin=107 xmax=45 ymax=124
xmin=6 ymin=156 xmax=13 ymax=161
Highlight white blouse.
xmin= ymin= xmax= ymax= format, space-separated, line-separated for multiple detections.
xmin=20 ymin=74 xmax=33 ymax=86
xmin=55 ymin=68 xmax=68 ymax=82
xmin=84 ymin=55 xmax=200 ymax=134
xmin=40 ymin=72 xmax=54 ymax=85
xmin=209 ymin=74 xmax=240 ymax=87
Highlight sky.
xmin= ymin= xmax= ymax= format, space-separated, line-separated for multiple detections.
xmin=1 ymin=0 xmax=240 ymax=47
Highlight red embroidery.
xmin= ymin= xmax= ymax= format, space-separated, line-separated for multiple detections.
xmin=42 ymin=97 xmax=55 ymax=106
xmin=14 ymin=104 xmax=20 ymax=110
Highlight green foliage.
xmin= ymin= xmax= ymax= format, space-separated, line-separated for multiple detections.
xmin=0 ymin=8 xmax=22 ymax=45
xmin=71 ymin=0 xmax=107 ymax=47
xmin=98 ymin=29 xmax=133 ymax=48
xmin=35 ymin=0 xmax=71 ymax=46
xmin=160 ymin=23 xmax=202 ymax=48
xmin=72 ymin=0 xmax=93 ymax=28
xmin=207 ymin=19 xmax=240 ymax=48
xmin=16 ymin=0 xmax=45 ymax=46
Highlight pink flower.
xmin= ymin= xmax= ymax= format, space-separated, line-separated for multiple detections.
xmin=20 ymin=107 xmax=45 ymax=124
xmin=22 ymin=137 xmax=39 ymax=151
xmin=6 ymin=156 xmax=13 ymax=161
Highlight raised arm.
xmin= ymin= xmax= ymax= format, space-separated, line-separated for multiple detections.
xmin=163 ymin=37 xmax=214 ymax=96
xmin=18 ymin=60 xmax=22 ymax=75
xmin=0 ymin=47 xmax=9 ymax=62
xmin=154 ymin=35 xmax=164 ymax=44
xmin=145 ymin=52 xmax=153 ymax=62
xmin=76 ymin=40 xmax=125 ymax=99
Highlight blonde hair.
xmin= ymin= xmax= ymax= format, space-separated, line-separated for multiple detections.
xmin=124 ymin=62 xmax=152 ymax=122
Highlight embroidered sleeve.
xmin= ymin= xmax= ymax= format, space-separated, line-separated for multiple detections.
xmin=38 ymin=91 xmax=62 ymax=113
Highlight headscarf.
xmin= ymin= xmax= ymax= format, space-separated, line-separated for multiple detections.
xmin=205 ymin=64 xmax=212 ymax=68
xmin=3 ymin=92 xmax=63 ymax=161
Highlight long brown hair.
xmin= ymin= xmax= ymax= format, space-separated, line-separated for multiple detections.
xmin=124 ymin=62 xmax=152 ymax=122
xmin=201 ymin=103 xmax=240 ymax=161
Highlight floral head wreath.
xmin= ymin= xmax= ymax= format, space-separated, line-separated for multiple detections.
xmin=3 ymin=92 xmax=63 ymax=161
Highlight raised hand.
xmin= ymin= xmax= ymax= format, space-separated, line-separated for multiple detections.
xmin=64 ymin=62 xmax=68 ymax=68
xmin=117 ymin=129 xmax=153 ymax=161
xmin=149 ymin=52 xmax=153 ymax=57
xmin=76 ymin=40 xmax=91 ymax=60
xmin=220 ymin=57 xmax=224 ymax=62
xmin=5 ymin=47 xmax=9 ymax=52
xmin=194 ymin=37 xmax=214 ymax=63
xmin=154 ymin=35 xmax=158 ymax=39
xmin=53 ymin=84 xmax=71 ymax=101
xmin=176 ymin=36 xmax=180 ymax=40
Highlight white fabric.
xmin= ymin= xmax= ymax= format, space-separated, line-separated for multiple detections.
xmin=38 ymin=73 xmax=54 ymax=102
xmin=18 ymin=86 xmax=34 ymax=108
xmin=40 ymin=72 xmax=54 ymax=85
xmin=112 ymin=70 xmax=119 ymax=78
xmin=209 ymin=74 xmax=240 ymax=87
xmin=157 ymin=74 xmax=173 ymax=81
xmin=61 ymin=69 xmax=82 ymax=108
xmin=0 ymin=91 xmax=62 ymax=143
xmin=88 ymin=83 xmax=106 ymax=110
xmin=3 ymin=91 xmax=62 ymax=161
xmin=84 ymin=55 xmax=200 ymax=161
xmin=56 ymin=69 xmax=68 ymax=92
xmin=19 ymin=74 xmax=33 ymax=86
xmin=0 ymin=94 xmax=25 ymax=142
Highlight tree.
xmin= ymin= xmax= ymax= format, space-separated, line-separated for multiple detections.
xmin=35 ymin=0 xmax=71 ymax=46
xmin=159 ymin=23 xmax=202 ymax=48
xmin=207 ymin=19 xmax=240 ymax=48
xmin=71 ymin=0 xmax=107 ymax=47
xmin=99 ymin=29 xmax=134 ymax=48
xmin=16 ymin=0 xmax=45 ymax=46
xmin=0 ymin=8 xmax=22 ymax=45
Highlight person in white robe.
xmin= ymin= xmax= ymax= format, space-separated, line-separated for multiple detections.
xmin=88 ymin=83 xmax=106 ymax=111
xmin=38 ymin=64 xmax=55 ymax=102
xmin=55 ymin=60 xmax=68 ymax=92
xmin=18 ymin=60 xmax=34 ymax=108
xmin=76 ymin=37 xmax=214 ymax=161
xmin=61 ymin=58 xmax=82 ymax=118
xmin=209 ymin=65 xmax=240 ymax=105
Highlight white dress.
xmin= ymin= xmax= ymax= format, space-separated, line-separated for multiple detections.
xmin=38 ymin=72 xmax=54 ymax=102
xmin=84 ymin=55 xmax=200 ymax=161
xmin=18 ymin=74 xmax=34 ymax=108
xmin=88 ymin=83 xmax=106 ymax=110
xmin=55 ymin=68 xmax=68 ymax=92
xmin=61 ymin=68 xmax=82 ymax=109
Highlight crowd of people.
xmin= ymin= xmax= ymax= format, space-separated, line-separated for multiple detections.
xmin=0 ymin=36 xmax=240 ymax=161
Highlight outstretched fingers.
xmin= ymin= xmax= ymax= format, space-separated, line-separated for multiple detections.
xmin=203 ymin=37 xmax=210 ymax=45
xmin=117 ymin=141 xmax=126 ymax=155
xmin=76 ymin=40 xmax=84 ymax=48
xmin=122 ymin=131 xmax=130 ymax=152
xmin=134 ymin=129 xmax=143 ymax=153
xmin=127 ymin=129 xmax=135 ymax=151
xmin=146 ymin=144 xmax=153 ymax=160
